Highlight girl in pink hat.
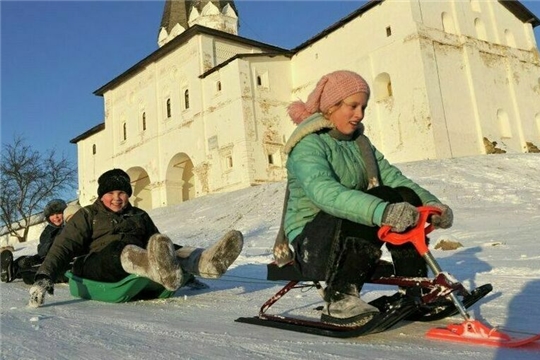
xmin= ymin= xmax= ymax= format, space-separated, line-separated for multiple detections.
xmin=279 ymin=70 xmax=453 ymax=326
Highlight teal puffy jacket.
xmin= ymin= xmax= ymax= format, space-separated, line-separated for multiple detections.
xmin=284 ymin=113 xmax=440 ymax=242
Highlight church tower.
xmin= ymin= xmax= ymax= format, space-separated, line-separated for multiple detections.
xmin=158 ymin=0 xmax=238 ymax=47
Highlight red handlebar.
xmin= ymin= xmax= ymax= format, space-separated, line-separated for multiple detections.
xmin=377 ymin=206 xmax=442 ymax=256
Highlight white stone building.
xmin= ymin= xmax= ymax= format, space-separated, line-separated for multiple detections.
xmin=71 ymin=0 xmax=540 ymax=210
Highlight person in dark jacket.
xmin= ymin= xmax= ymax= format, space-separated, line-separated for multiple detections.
xmin=1 ymin=199 xmax=67 ymax=284
xmin=277 ymin=70 xmax=454 ymax=326
xmin=28 ymin=168 xmax=243 ymax=307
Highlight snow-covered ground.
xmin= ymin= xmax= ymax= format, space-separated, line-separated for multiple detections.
xmin=1 ymin=153 xmax=540 ymax=359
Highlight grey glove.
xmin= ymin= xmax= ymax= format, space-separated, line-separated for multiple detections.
xmin=28 ymin=277 xmax=54 ymax=308
xmin=428 ymin=203 xmax=453 ymax=229
xmin=381 ymin=202 xmax=420 ymax=233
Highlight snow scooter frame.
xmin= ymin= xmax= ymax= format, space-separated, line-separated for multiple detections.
xmin=236 ymin=207 xmax=494 ymax=339
xmin=380 ymin=207 xmax=540 ymax=348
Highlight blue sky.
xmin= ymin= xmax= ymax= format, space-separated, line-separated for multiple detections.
xmin=2 ymin=0 xmax=540 ymax=201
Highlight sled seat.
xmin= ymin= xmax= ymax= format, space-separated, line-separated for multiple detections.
xmin=266 ymin=262 xmax=318 ymax=282
xmin=65 ymin=271 xmax=175 ymax=303
xmin=267 ymin=259 xmax=395 ymax=282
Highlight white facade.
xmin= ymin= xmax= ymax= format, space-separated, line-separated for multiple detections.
xmin=0 ymin=223 xmax=46 ymax=247
xmin=72 ymin=0 xmax=540 ymax=210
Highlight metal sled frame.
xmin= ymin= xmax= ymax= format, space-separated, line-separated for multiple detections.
xmin=237 ymin=259 xmax=492 ymax=337
xmin=256 ymin=261 xmax=470 ymax=320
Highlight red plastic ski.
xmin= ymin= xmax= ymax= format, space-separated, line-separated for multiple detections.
xmin=426 ymin=320 xmax=540 ymax=348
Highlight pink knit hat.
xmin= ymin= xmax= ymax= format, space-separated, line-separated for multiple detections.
xmin=288 ymin=70 xmax=370 ymax=124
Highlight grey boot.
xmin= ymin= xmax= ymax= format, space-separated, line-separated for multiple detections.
xmin=175 ymin=230 xmax=243 ymax=279
xmin=321 ymin=237 xmax=382 ymax=326
xmin=321 ymin=284 xmax=379 ymax=326
xmin=121 ymin=234 xmax=183 ymax=291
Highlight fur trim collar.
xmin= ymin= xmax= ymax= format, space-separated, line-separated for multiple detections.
xmin=284 ymin=113 xmax=334 ymax=154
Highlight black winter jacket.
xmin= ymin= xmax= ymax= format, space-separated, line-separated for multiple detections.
xmin=36 ymin=200 xmax=159 ymax=282
xmin=37 ymin=224 xmax=64 ymax=258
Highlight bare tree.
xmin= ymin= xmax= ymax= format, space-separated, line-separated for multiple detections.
xmin=0 ymin=136 xmax=76 ymax=242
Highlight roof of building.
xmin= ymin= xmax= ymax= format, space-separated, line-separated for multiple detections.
xmin=93 ymin=25 xmax=288 ymax=96
xmin=500 ymin=0 xmax=540 ymax=27
xmin=199 ymin=52 xmax=293 ymax=79
xmin=293 ymin=0 xmax=539 ymax=52
xmin=70 ymin=122 xmax=105 ymax=144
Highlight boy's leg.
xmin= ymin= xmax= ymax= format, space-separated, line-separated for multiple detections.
xmin=175 ymin=230 xmax=243 ymax=279
xmin=1 ymin=249 xmax=15 ymax=283
xmin=73 ymin=241 xmax=129 ymax=282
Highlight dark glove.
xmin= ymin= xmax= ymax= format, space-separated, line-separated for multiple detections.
xmin=381 ymin=202 xmax=419 ymax=233
xmin=28 ymin=276 xmax=54 ymax=308
xmin=428 ymin=203 xmax=453 ymax=229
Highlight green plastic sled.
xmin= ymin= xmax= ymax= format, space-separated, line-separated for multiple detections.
xmin=65 ymin=271 xmax=175 ymax=303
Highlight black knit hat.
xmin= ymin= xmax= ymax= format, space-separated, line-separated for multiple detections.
xmin=97 ymin=168 xmax=133 ymax=198
xmin=43 ymin=199 xmax=67 ymax=218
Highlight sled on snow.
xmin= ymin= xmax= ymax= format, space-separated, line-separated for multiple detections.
xmin=236 ymin=207 xmax=540 ymax=348
xmin=65 ymin=271 xmax=175 ymax=303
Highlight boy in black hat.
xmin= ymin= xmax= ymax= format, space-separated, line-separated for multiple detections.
xmin=1 ymin=199 xmax=67 ymax=284
xmin=29 ymin=168 xmax=243 ymax=307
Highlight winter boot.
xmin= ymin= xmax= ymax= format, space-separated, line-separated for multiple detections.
xmin=1 ymin=249 xmax=15 ymax=283
xmin=321 ymin=237 xmax=382 ymax=326
xmin=120 ymin=234 xmax=183 ymax=291
xmin=175 ymin=230 xmax=243 ymax=279
xmin=321 ymin=284 xmax=379 ymax=326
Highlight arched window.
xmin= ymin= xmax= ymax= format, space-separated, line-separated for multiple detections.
xmin=497 ymin=109 xmax=512 ymax=138
xmin=474 ymin=18 xmax=487 ymax=41
xmin=504 ymin=29 xmax=516 ymax=47
xmin=166 ymin=98 xmax=172 ymax=118
xmin=257 ymin=76 xmax=262 ymax=86
xmin=184 ymin=90 xmax=190 ymax=109
xmin=441 ymin=12 xmax=456 ymax=34
xmin=536 ymin=112 xmax=540 ymax=139
xmin=373 ymin=73 xmax=393 ymax=101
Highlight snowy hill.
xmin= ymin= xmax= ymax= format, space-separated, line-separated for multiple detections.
xmin=1 ymin=153 xmax=540 ymax=359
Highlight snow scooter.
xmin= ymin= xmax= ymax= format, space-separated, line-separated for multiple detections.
xmin=236 ymin=206 xmax=540 ymax=347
